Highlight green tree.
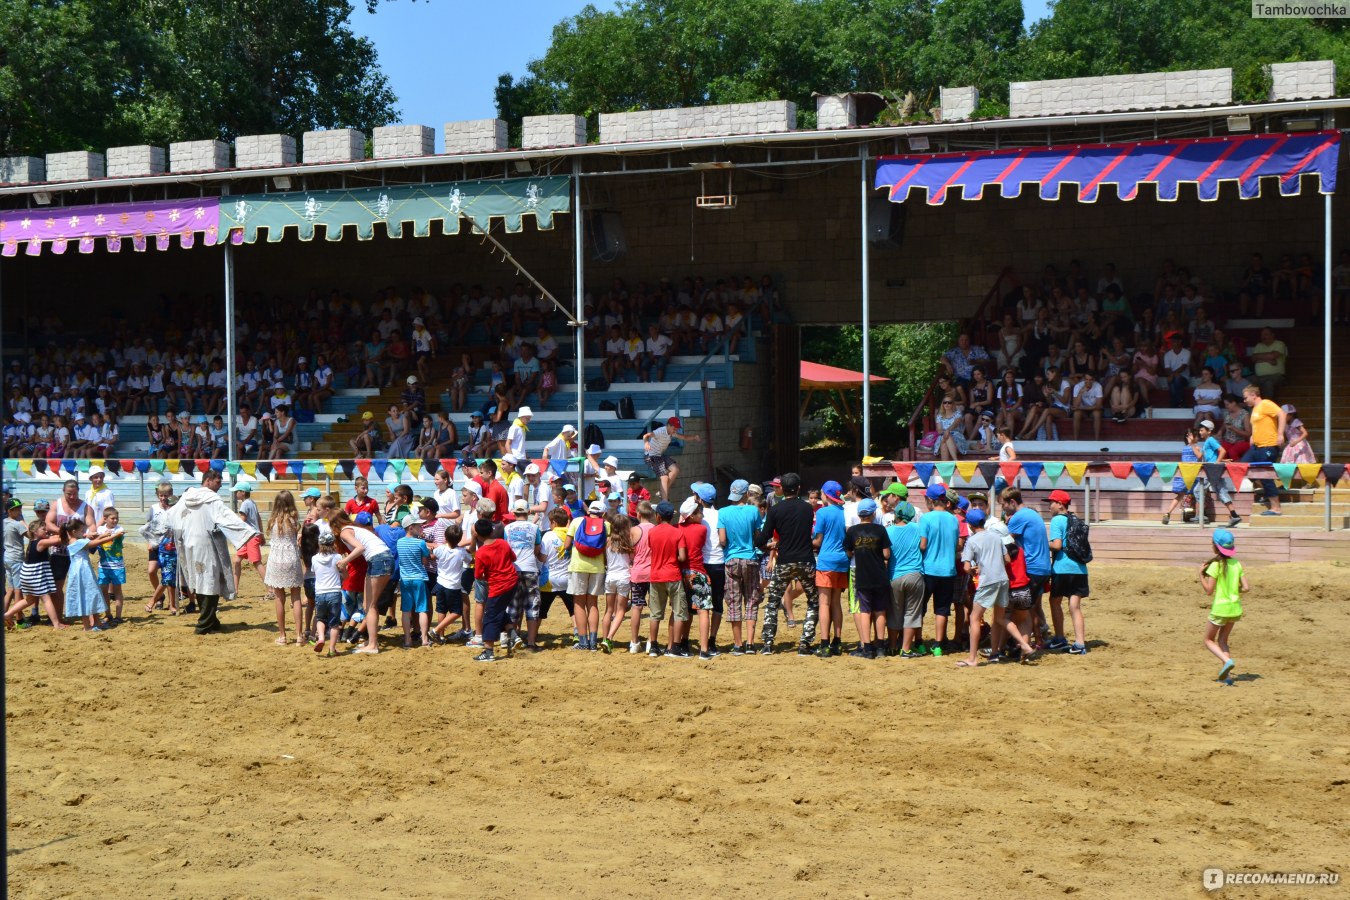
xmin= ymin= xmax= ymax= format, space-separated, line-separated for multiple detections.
xmin=0 ymin=0 xmax=399 ymax=156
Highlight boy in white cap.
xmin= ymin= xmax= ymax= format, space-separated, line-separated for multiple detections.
xmin=503 ymin=497 xmax=544 ymax=649
xmin=396 ymin=516 xmax=432 ymax=648
xmin=504 ymin=406 xmax=532 ymax=460
xmin=544 ymin=424 xmax=578 ymax=462
xmin=231 ymin=481 xmax=267 ymax=596
xmin=84 ymin=466 xmax=115 ymax=523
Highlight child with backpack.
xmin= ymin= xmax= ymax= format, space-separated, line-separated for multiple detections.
xmin=1045 ymin=489 xmax=1090 ymax=655
xmin=564 ymin=500 xmax=609 ymax=651
xmin=1201 ymin=528 xmax=1248 ymax=681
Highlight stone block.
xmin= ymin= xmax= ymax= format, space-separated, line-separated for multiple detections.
xmin=1268 ymin=60 xmax=1335 ymax=100
xmin=169 ymin=139 xmax=229 ymax=173
xmin=373 ymin=124 xmax=435 ymax=158
xmin=521 ymin=114 xmax=586 ymax=148
xmin=234 ymin=134 xmax=296 ymax=168
xmin=1010 ymin=68 xmax=1229 ymax=116
xmin=0 ymin=156 xmax=44 ymax=183
xmin=938 ymin=86 xmax=978 ymax=122
xmin=442 ymin=118 xmax=507 ymax=154
xmin=816 ymin=94 xmax=857 ymax=129
xmin=599 ymin=111 xmax=657 ymax=143
xmin=45 ymin=150 xmax=105 ymax=181
xmin=106 ymin=145 xmax=166 ymax=177
xmin=302 ymin=128 xmax=366 ymax=163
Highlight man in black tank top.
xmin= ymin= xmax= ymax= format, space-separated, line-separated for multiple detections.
xmin=754 ymin=473 xmax=820 ymax=655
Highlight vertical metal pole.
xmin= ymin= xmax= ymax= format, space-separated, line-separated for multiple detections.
xmin=1083 ymin=475 xmax=1091 ymax=524
xmin=1325 ymin=190 xmax=1333 ymax=531
xmin=224 ymin=239 xmax=238 ymax=465
xmin=860 ymin=147 xmax=872 ymax=457
xmin=573 ymin=159 xmax=587 ymax=496
xmin=139 ymin=470 xmax=146 ymax=514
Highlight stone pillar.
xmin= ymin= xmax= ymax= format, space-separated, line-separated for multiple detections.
xmin=45 ymin=151 xmax=105 ymax=181
xmin=373 ymin=124 xmax=435 ymax=158
xmin=521 ymin=114 xmax=587 ymax=148
xmin=235 ymin=134 xmax=297 ymax=168
xmin=938 ymin=86 xmax=978 ymax=122
xmin=302 ymin=129 xmax=366 ymax=163
xmin=443 ymin=119 xmax=508 ymax=154
xmin=1268 ymin=61 xmax=1336 ymax=101
xmin=0 ymin=157 xmax=46 ymax=184
xmin=816 ymin=94 xmax=857 ymax=129
xmin=106 ymin=145 xmax=167 ymax=177
xmin=169 ymin=140 xmax=230 ymax=173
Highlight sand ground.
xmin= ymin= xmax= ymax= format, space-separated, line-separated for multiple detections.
xmin=6 ymin=556 xmax=1348 ymax=899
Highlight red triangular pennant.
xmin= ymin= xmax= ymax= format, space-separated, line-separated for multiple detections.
xmin=891 ymin=462 xmax=914 ymax=483
xmin=439 ymin=459 xmax=456 ymax=479
xmin=273 ymin=460 xmax=289 ymax=477
xmin=1225 ymin=462 xmax=1249 ymax=487
xmin=119 ymin=460 xmax=136 ymax=473
xmin=998 ymin=461 xmax=1022 ymax=483
xmin=195 ymin=459 xmax=210 ymax=473
xmin=1109 ymin=461 xmax=1134 ymax=481
xmin=355 ymin=459 xmax=372 ymax=478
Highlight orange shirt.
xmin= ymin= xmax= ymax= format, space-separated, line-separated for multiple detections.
xmin=1249 ymin=399 xmax=1281 ymax=448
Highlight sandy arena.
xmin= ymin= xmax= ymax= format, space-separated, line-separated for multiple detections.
xmin=6 ymin=556 xmax=1348 ymax=898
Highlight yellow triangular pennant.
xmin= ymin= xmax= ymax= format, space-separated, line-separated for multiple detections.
xmin=241 ymin=460 xmax=257 ymax=476
xmin=1179 ymin=463 xmax=1201 ymax=489
xmin=165 ymin=459 xmax=180 ymax=474
xmin=1297 ymin=463 xmax=1322 ymax=486
xmin=323 ymin=460 xmax=338 ymax=477
xmin=408 ymin=459 xmax=422 ymax=479
xmin=1063 ymin=462 xmax=1088 ymax=484
xmin=955 ymin=461 xmax=979 ymax=482
xmin=18 ymin=459 xmax=33 ymax=474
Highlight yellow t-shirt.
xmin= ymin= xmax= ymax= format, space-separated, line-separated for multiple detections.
xmin=1252 ymin=340 xmax=1286 ymax=377
xmin=1205 ymin=559 xmax=1244 ymax=619
xmin=566 ymin=516 xmax=609 ymax=575
xmin=1249 ymin=399 xmax=1281 ymax=448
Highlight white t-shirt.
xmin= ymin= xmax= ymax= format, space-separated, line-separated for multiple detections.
xmin=645 ymin=334 xmax=673 ymax=357
xmin=346 ymin=526 xmax=392 ymax=560
xmin=312 ymin=551 xmax=343 ymax=594
xmin=432 ymin=545 xmax=468 ymax=588
xmin=541 ymin=529 xmax=570 ymax=589
xmin=536 ymin=336 xmax=559 ymax=360
xmin=506 ymin=421 xmax=527 ymax=459
xmin=701 ymin=505 xmax=723 ymax=565
xmin=1164 ymin=348 xmax=1191 ymax=374
xmin=646 ymin=426 xmax=677 ymax=456
xmin=432 ymin=486 xmax=461 ymax=518
xmin=1073 ymin=381 xmax=1103 ymax=408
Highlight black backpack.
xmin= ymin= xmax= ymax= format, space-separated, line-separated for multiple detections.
xmin=597 ymin=399 xmax=617 ymax=412
xmin=584 ymin=422 xmax=605 ymax=449
xmin=1063 ymin=512 xmax=1093 ymax=565
xmin=616 ymin=396 xmax=636 ymax=420
xmin=586 ymin=376 xmax=610 ymax=392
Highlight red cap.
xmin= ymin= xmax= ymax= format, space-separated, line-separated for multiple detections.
xmin=597 ymin=481 xmax=610 ymax=493
xmin=667 ymin=416 xmax=682 ymax=429
xmin=1045 ymin=489 xmax=1072 ymax=505
xmin=1165 ymin=330 xmax=1182 ymax=341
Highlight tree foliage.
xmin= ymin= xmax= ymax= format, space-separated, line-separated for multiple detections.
xmin=498 ymin=0 xmax=1350 ymax=132
xmin=0 ymin=0 xmax=399 ymax=155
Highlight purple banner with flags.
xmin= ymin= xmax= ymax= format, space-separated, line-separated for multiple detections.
xmin=874 ymin=131 xmax=1340 ymax=205
xmin=0 ymin=197 xmax=221 ymax=257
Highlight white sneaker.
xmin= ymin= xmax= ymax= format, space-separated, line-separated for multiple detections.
xmin=628 ymin=641 xmax=641 ymax=654
xmin=466 ymin=635 xmax=484 ymax=648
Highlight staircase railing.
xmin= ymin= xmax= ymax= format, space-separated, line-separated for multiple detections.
xmin=633 ymin=318 xmax=747 ymax=437
xmin=905 ymin=266 xmax=1017 ymax=459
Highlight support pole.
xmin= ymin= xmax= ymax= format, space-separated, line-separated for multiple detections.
xmin=860 ymin=146 xmax=872 ymax=457
xmin=224 ymin=240 xmax=238 ymax=465
xmin=1324 ymin=190 xmax=1333 ymax=531
xmin=573 ymin=159 xmax=587 ymax=495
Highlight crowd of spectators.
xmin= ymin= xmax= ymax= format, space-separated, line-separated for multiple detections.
xmin=927 ymin=252 xmax=1327 ymax=459
xmin=2 ymin=273 xmax=780 ymax=462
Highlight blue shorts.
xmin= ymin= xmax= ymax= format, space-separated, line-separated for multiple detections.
xmin=342 ymin=589 xmax=363 ymax=621
xmin=303 ymin=575 xmax=316 ymax=601
xmin=97 ymin=568 xmax=127 ymax=586
xmin=366 ymin=553 xmax=395 ymax=578
xmin=157 ymin=551 xmax=178 ymax=584
xmin=400 ymin=579 xmax=429 ymax=613
xmin=314 ymin=592 xmax=344 ymax=628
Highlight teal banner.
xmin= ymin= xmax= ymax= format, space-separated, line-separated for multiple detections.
xmin=220 ymin=175 xmax=570 ymax=243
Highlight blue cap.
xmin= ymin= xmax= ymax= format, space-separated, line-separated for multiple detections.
xmin=966 ymin=508 xmax=987 ymax=527
xmin=354 ymin=511 xmax=372 ymax=526
xmin=1213 ymin=528 xmax=1236 ymax=556
xmin=728 ymin=478 xmax=749 ymax=501
xmin=301 ymin=487 xmax=322 ymax=499
xmin=691 ymin=482 xmax=715 ymax=503
xmin=655 ymin=500 xmax=675 ymax=518
xmin=925 ymin=483 xmax=947 ymax=500
xmin=822 ymin=480 xmax=842 ymax=500
xmin=234 ymin=481 xmax=253 ymax=493
xmin=956 ymin=495 xmax=970 ymax=511
xmin=857 ymin=498 xmax=877 ymax=516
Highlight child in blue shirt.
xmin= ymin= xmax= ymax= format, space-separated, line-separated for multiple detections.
xmin=396 ymin=516 xmax=431 ymax=648
xmin=1046 ymin=490 xmax=1089 ymax=655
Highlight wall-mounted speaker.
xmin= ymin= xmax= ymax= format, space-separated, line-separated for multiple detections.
xmin=867 ymin=197 xmax=906 ymax=247
xmin=588 ymin=210 xmax=627 ymax=260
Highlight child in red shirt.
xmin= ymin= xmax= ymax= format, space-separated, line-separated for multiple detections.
xmin=472 ymin=518 xmax=519 ymax=662
xmin=1001 ymin=532 xmax=1038 ymax=660
xmin=679 ymin=497 xmax=714 ymax=659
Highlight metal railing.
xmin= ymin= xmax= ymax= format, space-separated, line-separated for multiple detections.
xmin=633 ymin=318 xmax=747 ymax=438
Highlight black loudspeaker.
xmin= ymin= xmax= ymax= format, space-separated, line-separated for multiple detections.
xmin=867 ymin=197 xmax=906 ymax=246
xmin=588 ymin=210 xmax=627 ymax=259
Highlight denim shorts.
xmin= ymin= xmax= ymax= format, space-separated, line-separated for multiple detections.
xmin=314 ymin=592 xmax=344 ymax=628
xmin=366 ymin=553 xmax=395 ymax=578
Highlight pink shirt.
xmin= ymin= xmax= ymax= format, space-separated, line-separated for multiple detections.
xmin=629 ymin=521 xmax=655 ymax=582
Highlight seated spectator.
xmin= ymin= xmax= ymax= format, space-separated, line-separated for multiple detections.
xmin=643 ymin=324 xmax=673 ymax=382
xmin=1108 ymin=371 xmax=1142 ymax=423
xmin=995 ymin=368 xmax=1023 ymax=436
xmin=964 ymin=367 xmax=993 ymax=438
xmin=509 ymin=343 xmax=541 ymax=408
xmin=1192 ymin=367 xmax=1223 ymax=427
xmin=537 ymin=359 xmax=558 ymax=407
xmin=1249 ymin=327 xmax=1286 ymax=397
xmin=1238 ymin=252 xmax=1271 ymax=316
xmin=1072 ymin=370 xmax=1104 ymax=441
xmin=1188 ymin=307 xmax=1215 ymax=357
xmin=1162 ymin=331 xmax=1192 ymax=407
xmin=601 ymin=325 xmax=627 ymax=384
xmin=994 ymin=313 xmax=1025 ymax=372
xmin=942 ymin=333 xmax=991 ymax=388
xmin=698 ymin=306 xmax=725 ymax=353
xmin=933 ymin=397 xmax=967 ymax=460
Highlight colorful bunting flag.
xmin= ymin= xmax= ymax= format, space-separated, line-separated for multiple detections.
xmin=407 ymin=460 xmax=422 ymax=479
xmin=274 ymin=460 xmax=289 ymax=476
xmin=241 ymin=461 xmax=257 ymax=477
xmin=1178 ymin=463 xmax=1201 ymax=489
xmin=1131 ymin=462 xmax=1156 ymax=484
xmin=913 ymin=462 xmax=935 ymax=485
xmin=62 ymin=459 xmax=77 ymax=474
xmin=390 ymin=460 xmax=407 ymax=477
xmin=339 ymin=460 xmax=356 ymax=480
xmin=891 ymin=462 xmax=914 ymax=484
xmin=371 ymin=459 xmax=389 ymax=480
xmin=1042 ymin=461 xmax=1065 ymax=483
xmin=149 ymin=460 xmax=165 ymax=473
xmin=2 ymin=459 xmax=15 ymax=473
xmin=1109 ymin=461 xmax=1133 ymax=481
xmin=1063 ymin=462 xmax=1088 ymax=484
xmin=355 ymin=459 xmax=372 ymax=478
xmin=258 ymin=462 xmax=274 ymax=479
xmin=1297 ymin=463 xmax=1322 ymax=486
xmin=134 ymin=460 xmax=150 ymax=473
xmin=32 ymin=459 xmax=45 ymax=474
xmin=1225 ymin=462 xmax=1249 ymax=488
xmin=120 ymin=460 xmax=136 ymax=473
xmin=1021 ymin=462 xmax=1043 ymax=487
xmin=226 ymin=462 xmax=241 ymax=475
xmin=935 ymin=461 xmax=956 ymax=481
xmin=1203 ymin=463 xmax=1227 ymax=487
xmin=324 ymin=460 xmax=339 ymax=477
xmin=976 ymin=461 xmax=1000 ymax=486
xmin=1272 ymin=463 xmax=1297 ymax=490
xmin=999 ymin=462 xmax=1022 ymax=483
xmin=956 ymin=461 xmax=979 ymax=482
xmin=1323 ymin=463 xmax=1345 ymax=486
xmin=18 ymin=459 xmax=33 ymax=474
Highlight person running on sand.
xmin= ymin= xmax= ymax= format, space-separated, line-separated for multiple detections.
xmin=1201 ymin=528 xmax=1248 ymax=682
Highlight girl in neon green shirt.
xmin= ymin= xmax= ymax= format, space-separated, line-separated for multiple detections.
xmin=1200 ymin=528 xmax=1249 ymax=682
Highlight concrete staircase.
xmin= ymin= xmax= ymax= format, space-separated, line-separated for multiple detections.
xmin=1273 ymin=324 xmax=1349 ymax=461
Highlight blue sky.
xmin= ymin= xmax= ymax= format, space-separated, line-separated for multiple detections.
xmin=351 ymin=0 xmax=1055 ymax=149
